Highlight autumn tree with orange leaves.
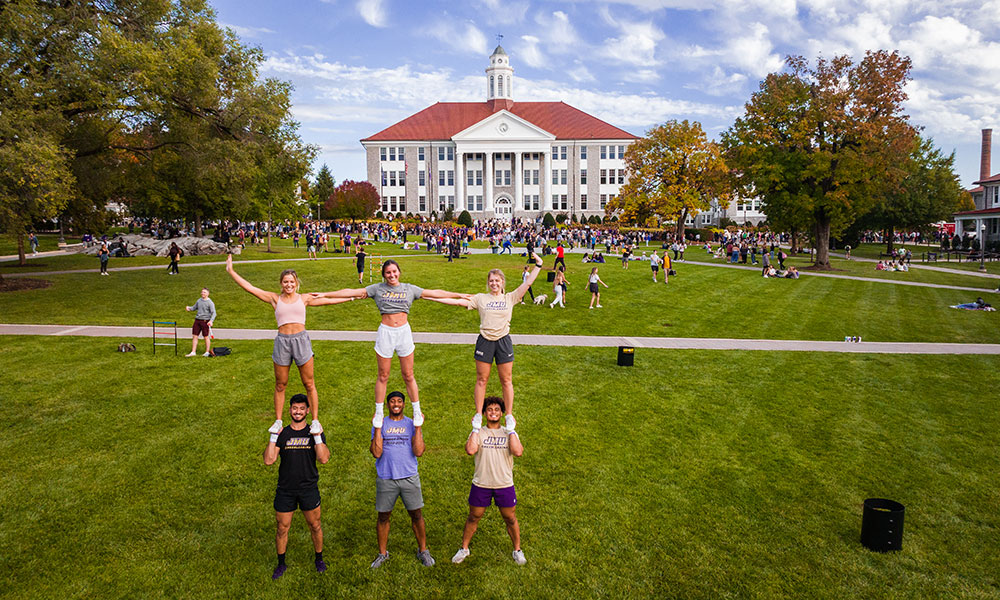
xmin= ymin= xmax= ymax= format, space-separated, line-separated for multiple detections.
xmin=724 ymin=51 xmax=915 ymax=269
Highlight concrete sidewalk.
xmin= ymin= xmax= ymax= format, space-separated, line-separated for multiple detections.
xmin=3 ymin=323 xmax=999 ymax=355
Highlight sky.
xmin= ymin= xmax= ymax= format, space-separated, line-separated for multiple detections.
xmin=208 ymin=0 xmax=1000 ymax=189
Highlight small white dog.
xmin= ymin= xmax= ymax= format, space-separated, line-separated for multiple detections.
xmin=533 ymin=294 xmax=548 ymax=305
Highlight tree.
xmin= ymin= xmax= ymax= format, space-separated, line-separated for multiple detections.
xmin=724 ymin=51 xmax=915 ymax=268
xmin=327 ymin=180 xmax=379 ymax=221
xmin=543 ymin=213 xmax=556 ymax=227
xmin=611 ymin=120 xmax=732 ymax=239
xmin=857 ymin=135 xmax=968 ymax=253
xmin=457 ymin=210 xmax=473 ymax=227
xmin=312 ymin=164 xmax=336 ymax=220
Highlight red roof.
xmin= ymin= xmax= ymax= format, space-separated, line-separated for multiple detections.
xmin=361 ymin=101 xmax=639 ymax=142
xmin=973 ymin=173 xmax=1000 ymax=185
xmin=954 ymin=207 xmax=1000 ymax=216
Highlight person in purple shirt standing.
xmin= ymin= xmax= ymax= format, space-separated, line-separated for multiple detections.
xmin=368 ymin=391 xmax=434 ymax=569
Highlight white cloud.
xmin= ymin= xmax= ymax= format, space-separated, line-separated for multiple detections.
xmin=219 ymin=23 xmax=275 ymax=38
xmin=477 ymin=0 xmax=529 ymax=24
xmin=357 ymin=0 xmax=388 ymax=28
xmin=519 ymin=35 xmax=546 ymax=68
xmin=685 ymin=66 xmax=748 ymax=96
xmin=567 ymin=62 xmax=596 ymax=83
xmin=540 ymin=10 xmax=581 ymax=52
xmin=429 ymin=20 xmax=489 ymax=56
xmin=600 ymin=18 xmax=666 ymax=67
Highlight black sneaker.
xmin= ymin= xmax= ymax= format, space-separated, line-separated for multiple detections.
xmin=315 ymin=558 xmax=327 ymax=573
xmin=272 ymin=564 xmax=287 ymax=580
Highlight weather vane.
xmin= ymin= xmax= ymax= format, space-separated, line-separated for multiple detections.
xmin=496 ymin=33 xmax=504 ymax=45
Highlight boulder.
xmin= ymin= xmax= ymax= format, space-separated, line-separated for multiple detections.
xmin=80 ymin=235 xmax=240 ymax=257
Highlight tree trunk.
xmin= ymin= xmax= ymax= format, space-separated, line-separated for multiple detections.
xmin=267 ymin=202 xmax=273 ymax=252
xmin=814 ymin=218 xmax=832 ymax=268
xmin=674 ymin=208 xmax=689 ymax=240
xmin=789 ymin=228 xmax=798 ymax=254
xmin=194 ymin=214 xmax=203 ymax=238
xmin=885 ymin=227 xmax=894 ymax=254
xmin=17 ymin=233 xmax=27 ymax=266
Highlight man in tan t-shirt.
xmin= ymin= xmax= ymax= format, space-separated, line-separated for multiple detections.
xmin=451 ymin=397 xmax=526 ymax=566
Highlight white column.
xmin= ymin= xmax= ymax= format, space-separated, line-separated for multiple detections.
xmin=455 ymin=149 xmax=465 ymax=213
xmin=513 ymin=152 xmax=522 ymax=215
xmin=485 ymin=151 xmax=495 ymax=211
xmin=542 ymin=150 xmax=552 ymax=211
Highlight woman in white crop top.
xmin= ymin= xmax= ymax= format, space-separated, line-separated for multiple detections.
xmin=226 ymin=254 xmax=361 ymax=436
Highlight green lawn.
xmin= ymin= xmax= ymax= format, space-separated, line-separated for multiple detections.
xmin=2 ymin=252 xmax=998 ymax=344
xmin=1 ymin=337 xmax=997 ymax=599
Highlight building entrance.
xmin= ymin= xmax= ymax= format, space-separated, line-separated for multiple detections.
xmin=494 ymin=196 xmax=513 ymax=221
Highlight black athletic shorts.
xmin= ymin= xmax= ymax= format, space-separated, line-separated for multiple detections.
xmin=474 ymin=334 xmax=514 ymax=365
xmin=274 ymin=486 xmax=321 ymax=513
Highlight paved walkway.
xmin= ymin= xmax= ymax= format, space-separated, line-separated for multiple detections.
xmin=2 ymin=323 xmax=998 ymax=355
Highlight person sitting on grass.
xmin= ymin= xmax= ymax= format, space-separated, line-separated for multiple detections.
xmin=763 ymin=265 xmax=778 ymax=278
xmin=784 ymin=266 xmax=800 ymax=279
xmin=875 ymin=260 xmax=886 ymax=271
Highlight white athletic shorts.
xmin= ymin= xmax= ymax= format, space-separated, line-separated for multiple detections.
xmin=375 ymin=322 xmax=415 ymax=358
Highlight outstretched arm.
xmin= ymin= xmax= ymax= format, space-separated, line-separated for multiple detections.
xmin=427 ymin=296 xmax=472 ymax=308
xmin=226 ymin=254 xmax=276 ymax=304
xmin=421 ymin=288 xmax=470 ymax=300
xmin=315 ymin=288 xmax=368 ymax=299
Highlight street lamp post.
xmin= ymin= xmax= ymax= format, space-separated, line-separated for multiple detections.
xmin=980 ymin=222 xmax=987 ymax=272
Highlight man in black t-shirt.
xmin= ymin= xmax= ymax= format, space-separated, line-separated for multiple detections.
xmin=264 ymin=394 xmax=330 ymax=580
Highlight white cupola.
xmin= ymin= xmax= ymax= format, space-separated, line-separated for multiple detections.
xmin=486 ymin=44 xmax=514 ymax=102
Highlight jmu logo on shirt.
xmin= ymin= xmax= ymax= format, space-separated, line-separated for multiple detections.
xmin=482 ymin=436 xmax=508 ymax=449
xmin=384 ymin=426 xmax=406 ymax=434
xmin=484 ymin=300 xmax=508 ymax=310
xmin=381 ymin=292 xmax=408 ymax=300
xmin=286 ymin=437 xmax=311 ymax=447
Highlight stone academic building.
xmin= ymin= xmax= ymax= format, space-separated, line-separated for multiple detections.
xmin=361 ymin=45 xmax=639 ymax=222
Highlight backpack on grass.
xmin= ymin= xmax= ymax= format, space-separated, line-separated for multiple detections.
xmin=210 ymin=347 xmax=231 ymax=356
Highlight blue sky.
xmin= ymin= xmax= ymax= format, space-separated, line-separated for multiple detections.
xmin=209 ymin=0 xmax=1000 ymax=189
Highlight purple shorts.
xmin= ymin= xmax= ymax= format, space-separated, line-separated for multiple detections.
xmin=192 ymin=319 xmax=210 ymax=337
xmin=469 ymin=483 xmax=516 ymax=508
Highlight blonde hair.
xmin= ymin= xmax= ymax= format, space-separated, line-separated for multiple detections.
xmin=279 ymin=269 xmax=300 ymax=293
xmin=486 ymin=268 xmax=506 ymax=293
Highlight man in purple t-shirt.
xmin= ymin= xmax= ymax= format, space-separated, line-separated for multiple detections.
xmin=368 ymin=391 xmax=434 ymax=568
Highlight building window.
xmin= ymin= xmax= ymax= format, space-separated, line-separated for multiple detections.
xmin=600 ymin=145 xmax=607 ymax=159
xmin=581 ymin=169 xmax=587 ymax=184
xmin=600 ymin=194 xmax=607 ymax=209
xmin=490 ymin=75 xmax=494 ymax=97
xmin=524 ymin=195 xmax=531 ymax=210
xmin=447 ymin=171 xmax=454 ymax=186
xmin=560 ymin=146 xmax=567 ymax=160
xmin=532 ymin=170 xmax=539 ymax=185
xmin=467 ymin=170 xmax=474 ymax=186
xmin=581 ymin=146 xmax=587 ymax=159
xmin=532 ymin=195 xmax=539 ymax=210
xmin=418 ymin=147 xmax=424 ymax=161
xmin=439 ymin=171 xmax=445 ymax=186
xmin=381 ymin=170 xmax=387 ymax=186
xmin=600 ymin=169 xmax=607 ymax=185
xmin=439 ymin=195 xmax=446 ymax=211
xmin=476 ymin=195 xmax=483 ymax=211
xmin=561 ymin=169 xmax=567 ymax=185
xmin=581 ymin=194 xmax=588 ymax=209
xmin=617 ymin=170 xmax=625 ymax=184
xmin=552 ymin=194 xmax=558 ymax=207
xmin=618 ymin=145 xmax=625 ymax=159
xmin=380 ymin=147 xmax=387 ymax=161
xmin=419 ymin=195 xmax=426 ymax=212
xmin=467 ymin=195 xmax=475 ymax=210
xmin=560 ymin=195 xmax=567 ymax=210
xmin=476 ymin=170 xmax=483 ymax=186
xmin=524 ymin=169 xmax=531 ymax=184
xmin=418 ymin=170 xmax=425 ymax=187
xmin=448 ymin=195 xmax=455 ymax=209
xmin=495 ymin=170 xmax=502 ymax=186
xmin=447 ymin=147 xmax=454 ymax=161
xmin=504 ymin=170 xmax=511 ymax=186
xmin=438 ymin=147 xmax=445 ymax=161
xmin=498 ymin=76 xmax=503 ymax=96
xmin=399 ymin=196 xmax=406 ymax=212
xmin=389 ymin=147 xmax=396 ymax=161
xmin=389 ymin=171 xmax=397 ymax=187
xmin=552 ymin=169 xmax=558 ymax=184
xmin=399 ymin=147 xmax=405 ymax=158
xmin=551 ymin=145 xmax=558 ymax=157
xmin=382 ymin=198 xmax=388 ymax=212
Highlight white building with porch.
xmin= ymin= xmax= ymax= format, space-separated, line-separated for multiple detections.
xmin=955 ymin=128 xmax=999 ymax=249
xmin=361 ymin=45 xmax=638 ymax=222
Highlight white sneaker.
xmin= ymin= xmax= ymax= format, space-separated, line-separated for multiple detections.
xmin=202 ymin=352 xmax=211 ymax=357
xmin=596 ymin=304 xmax=603 ymax=308
xmin=185 ymin=352 xmax=197 ymax=357
xmin=471 ymin=413 xmax=482 ymax=431
xmin=310 ymin=419 xmax=323 ymax=435
xmin=412 ymin=411 xmax=424 ymax=427
xmin=372 ymin=413 xmax=383 ymax=428
xmin=451 ymin=548 xmax=470 ymax=564
xmin=512 ymin=549 xmax=526 ymax=565
xmin=268 ymin=419 xmax=283 ymax=434
xmin=504 ymin=414 xmax=516 ymax=431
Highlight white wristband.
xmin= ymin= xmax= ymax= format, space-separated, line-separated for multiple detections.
xmin=269 ymin=433 xmax=279 ymax=444
xmin=313 ymin=435 xmax=323 ymax=445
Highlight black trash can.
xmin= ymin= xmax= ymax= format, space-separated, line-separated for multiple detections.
xmin=860 ymin=498 xmax=905 ymax=552
xmin=547 ymin=271 xmax=556 ymax=282
xmin=617 ymin=346 xmax=634 ymax=366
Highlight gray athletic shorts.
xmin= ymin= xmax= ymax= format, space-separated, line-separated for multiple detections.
xmin=375 ymin=474 xmax=424 ymax=512
xmin=272 ymin=330 xmax=314 ymax=367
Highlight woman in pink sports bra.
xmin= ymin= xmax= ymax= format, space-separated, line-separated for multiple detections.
xmin=226 ymin=254 xmax=360 ymax=437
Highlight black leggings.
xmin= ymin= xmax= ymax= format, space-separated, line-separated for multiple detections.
xmin=525 ymin=286 xmax=534 ymax=301
xmin=100 ymin=260 xmax=108 ymax=274
xmin=168 ymin=259 xmax=179 ymax=274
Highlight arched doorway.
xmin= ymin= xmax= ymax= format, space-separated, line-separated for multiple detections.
xmin=494 ymin=195 xmax=513 ymax=221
